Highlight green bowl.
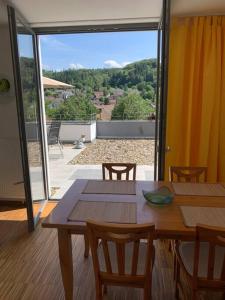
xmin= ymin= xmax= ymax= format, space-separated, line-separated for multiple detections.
xmin=143 ymin=186 xmax=174 ymax=205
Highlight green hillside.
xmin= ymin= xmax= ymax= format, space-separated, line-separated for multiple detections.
xmin=43 ymin=59 xmax=158 ymax=120
xmin=43 ymin=59 xmax=157 ymax=102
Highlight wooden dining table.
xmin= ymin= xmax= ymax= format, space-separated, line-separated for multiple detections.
xmin=42 ymin=179 xmax=225 ymax=300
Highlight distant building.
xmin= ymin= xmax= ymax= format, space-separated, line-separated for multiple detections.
xmin=93 ymin=91 xmax=104 ymax=100
xmin=113 ymin=89 xmax=124 ymax=97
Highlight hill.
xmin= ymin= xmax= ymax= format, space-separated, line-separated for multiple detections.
xmin=43 ymin=59 xmax=157 ymax=102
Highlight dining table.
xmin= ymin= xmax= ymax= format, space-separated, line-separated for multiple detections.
xmin=42 ymin=179 xmax=225 ymax=300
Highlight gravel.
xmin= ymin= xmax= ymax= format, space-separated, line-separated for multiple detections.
xmin=70 ymin=139 xmax=155 ymax=165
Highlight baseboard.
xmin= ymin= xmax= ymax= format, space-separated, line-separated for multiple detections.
xmin=0 ymin=198 xmax=26 ymax=206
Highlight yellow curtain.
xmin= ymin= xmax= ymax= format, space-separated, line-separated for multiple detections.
xmin=165 ymin=16 xmax=225 ymax=182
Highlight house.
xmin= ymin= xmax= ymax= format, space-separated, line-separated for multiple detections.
xmin=1 ymin=0 xmax=225 ymax=299
xmin=93 ymin=91 xmax=104 ymax=100
xmin=113 ymin=88 xmax=124 ymax=98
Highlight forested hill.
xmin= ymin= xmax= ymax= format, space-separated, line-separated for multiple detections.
xmin=43 ymin=59 xmax=157 ymax=99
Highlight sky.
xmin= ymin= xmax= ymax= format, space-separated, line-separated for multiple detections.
xmin=37 ymin=31 xmax=157 ymax=71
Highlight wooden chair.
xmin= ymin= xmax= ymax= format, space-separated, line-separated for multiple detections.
xmin=87 ymin=220 xmax=155 ymax=300
xmin=83 ymin=163 xmax=136 ymax=258
xmin=175 ymin=225 xmax=225 ymax=300
xmin=169 ymin=166 xmax=208 ymax=279
xmin=170 ymin=166 xmax=207 ymax=183
xmin=102 ymin=163 xmax=136 ymax=181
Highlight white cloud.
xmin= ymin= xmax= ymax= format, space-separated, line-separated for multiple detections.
xmin=121 ymin=61 xmax=131 ymax=67
xmin=104 ymin=60 xmax=131 ymax=68
xmin=69 ymin=63 xmax=85 ymax=69
xmin=104 ymin=60 xmax=122 ymax=68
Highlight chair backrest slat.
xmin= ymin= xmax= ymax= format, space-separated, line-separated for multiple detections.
xmin=221 ymin=253 xmax=225 ymax=281
xmin=207 ymin=244 xmax=216 ymax=280
xmin=116 ymin=243 xmax=125 ymax=275
xmin=102 ymin=163 xmax=136 ymax=181
xmin=131 ymin=240 xmax=140 ymax=275
xmin=170 ymin=166 xmax=207 ymax=183
xmin=102 ymin=240 xmax=112 ymax=274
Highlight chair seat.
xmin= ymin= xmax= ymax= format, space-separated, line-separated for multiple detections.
xmin=98 ymin=241 xmax=154 ymax=275
xmin=178 ymin=242 xmax=225 ymax=278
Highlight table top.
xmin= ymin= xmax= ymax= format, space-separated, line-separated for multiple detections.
xmin=42 ymin=180 xmax=225 ymax=240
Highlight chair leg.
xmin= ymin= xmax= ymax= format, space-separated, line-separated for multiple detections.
xmin=103 ymin=284 xmax=107 ymax=294
xmin=96 ymin=282 xmax=103 ymax=300
xmin=175 ymin=260 xmax=180 ymax=299
xmin=58 ymin=141 xmax=63 ymax=156
xmin=173 ymin=252 xmax=177 ymax=281
xmin=168 ymin=240 xmax=172 ymax=252
xmin=222 ymin=291 xmax=225 ymax=300
xmin=191 ymin=289 xmax=198 ymax=300
xmin=143 ymin=284 xmax=151 ymax=300
xmin=84 ymin=234 xmax=89 ymax=258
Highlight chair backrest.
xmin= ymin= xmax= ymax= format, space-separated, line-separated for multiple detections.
xmin=169 ymin=166 xmax=207 ymax=182
xmin=193 ymin=225 xmax=225 ymax=290
xmin=87 ymin=220 xmax=155 ymax=288
xmin=48 ymin=121 xmax=61 ymax=145
xmin=102 ymin=163 xmax=136 ymax=180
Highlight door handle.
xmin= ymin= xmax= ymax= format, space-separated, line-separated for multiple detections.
xmin=165 ymin=146 xmax=171 ymax=152
xmin=14 ymin=181 xmax=24 ymax=185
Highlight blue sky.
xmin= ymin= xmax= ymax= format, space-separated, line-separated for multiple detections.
xmin=38 ymin=31 xmax=157 ymax=71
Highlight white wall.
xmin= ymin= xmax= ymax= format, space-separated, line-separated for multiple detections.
xmin=96 ymin=120 xmax=155 ymax=139
xmin=59 ymin=121 xmax=96 ymax=142
xmin=0 ymin=0 xmax=25 ymax=200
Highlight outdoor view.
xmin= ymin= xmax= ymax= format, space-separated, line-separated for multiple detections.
xmin=40 ymin=31 xmax=157 ymax=198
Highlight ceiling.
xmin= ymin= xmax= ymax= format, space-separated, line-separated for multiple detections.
xmin=171 ymin=0 xmax=225 ymax=16
xmin=7 ymin=0 xmax=162 ymax=27
xmin=3 ymin=0 xmax=225 ymax=28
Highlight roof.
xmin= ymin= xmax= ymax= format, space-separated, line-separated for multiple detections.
xmin=42 ymin=76 xmax=74 ymax=89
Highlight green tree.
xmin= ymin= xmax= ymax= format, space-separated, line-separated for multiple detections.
xmin=46 ymin=95 xmax=97 ymax=120
xmin=104 ymin=97 xmax=109 ymax=105
xmin=111 ymin=93 xmax=151 ymax=120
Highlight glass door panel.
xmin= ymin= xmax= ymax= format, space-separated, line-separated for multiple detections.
xmin=17 ymin=33 xmax=45 ymax=200
xmin=8 ymin=7 xmax=47 ymax=230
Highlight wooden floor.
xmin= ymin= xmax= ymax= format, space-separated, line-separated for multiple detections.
xmin=0 ymin=203 xmax=223 ymax=300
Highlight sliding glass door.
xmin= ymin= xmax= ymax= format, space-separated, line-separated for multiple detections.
xmin=8 ymin=7 xmax=48 ymax=231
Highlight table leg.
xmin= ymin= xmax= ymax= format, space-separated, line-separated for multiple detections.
xmin=58 ymin=229 xmax=73 ymax=300
xmin=84 ymin=233 xmax=89 ymax=258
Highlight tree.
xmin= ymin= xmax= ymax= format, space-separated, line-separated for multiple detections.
xmin=104 ymin=97 xmax=109 ymax=105
xmin=46 ymin=95 xmax=97 ymax=120
xmin=43 ymin=59 xmax=157 ymax=102
xmin=111 ymin=93 xmax=152 ymax=120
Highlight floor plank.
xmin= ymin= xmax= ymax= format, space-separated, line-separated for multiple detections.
xmin=0 ymin=203 xmax=223 ymax=300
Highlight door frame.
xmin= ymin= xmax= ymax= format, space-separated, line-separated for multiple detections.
xmin=35 ymin=23 xmax=160 ymax=191
xmin=33 ymin=12 xmax=171 ymax=182
xmin=8 ymin=3 xmax=170 ymax=219
xmin=8 ymin=6 xmax=48 ymax=231
xmin=154 ymin=0 xmax=171 ymax=180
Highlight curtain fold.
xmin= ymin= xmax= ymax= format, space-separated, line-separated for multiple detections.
xmin=165 ymin=16 xmax=225 ymax=182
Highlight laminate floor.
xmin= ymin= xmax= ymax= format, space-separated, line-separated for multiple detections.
xmin=0 ymin=203 xmax=222 ymax=300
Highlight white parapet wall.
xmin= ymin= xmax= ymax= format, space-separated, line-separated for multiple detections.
xmin=26 ymin=121 xmax=96 ymax=143
xmin=59 ymin=121 xmax=96 ymax=142
xmin=96 ymin=120 xmax=155 ymax=139
xmin=27 ymin=120 xmax=155 ymax=142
